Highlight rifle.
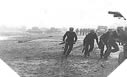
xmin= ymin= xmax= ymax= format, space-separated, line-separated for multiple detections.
xmin=59 ymin=41 xmax=65 ymax=45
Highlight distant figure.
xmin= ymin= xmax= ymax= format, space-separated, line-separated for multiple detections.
xmin=75 ymin=28 xmax=79 ymax=35
xmin=63 ymin=27 xmax=77 ymax=57
xmin=103 ymin=29 xmax=119 ymax=59
xmin=82 ymin=28 xmax=86 ymax=35
xmin=82 ymin=30 xmax=99 ymax=57
xmin=80 ymin=28 xmax=83 ymax=35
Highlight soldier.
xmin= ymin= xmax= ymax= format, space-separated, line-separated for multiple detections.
xmin=63 ymin=27 xmax=77 ymax=57
xmin=98 ymin=32 xmax=108 ymax=58
xmin=82 ymin=30 xmax=99 ymax=57
xmin=103 ymin=29 xmax=119 ymax=59
xmin=117 ymin=27 xmax=127 ymax=64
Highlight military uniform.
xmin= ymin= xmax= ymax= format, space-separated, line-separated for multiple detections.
xmin=82 ymin=31 xmax=98 ymax=57
xmin=98 ymin=33 xmax=108 ymax=58
xmin=118 ymin=29 xmax=127 ymax=64
xmin=63 ymin=30 xmax=77 ymax=56
xmin=98 ymin=30 xmax=119 ymax=59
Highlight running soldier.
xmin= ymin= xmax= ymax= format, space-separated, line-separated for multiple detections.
xmin=98 ymin=32 xmax=109 ymax=58
xmin=82 ymin=30 xmax=99 ymax=57
xmin=103 ymin=29 xmax=119 ymax=59
xmin=63 ymin=27 xmax=77 ymax=57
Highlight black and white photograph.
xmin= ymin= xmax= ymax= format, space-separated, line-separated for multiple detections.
xmin=0 ymin=0 xmax=127 ymax=77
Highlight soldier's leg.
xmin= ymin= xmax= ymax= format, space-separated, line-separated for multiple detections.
xmin=118 ymin=51 xmax=124 ymax=64
xmin=84 ymin=44 xmax=89 ymax=57
xmin=110 ymin=42 xmax=119 ymax=53
xmin=104 ymin=44 xmax=111 ymax=59
xmin=118 ymin=43 xmax=127 ymax=64
xmin=123 ymin=43 xmax=127 ymax=58
xmin=88 ymin=43 xmax=94 ymax=56
xmin=66 ymin=44 xmax=73 ymax=56
xmin=118 ymin=41 xmax=121 ymax=45
xmin=98 ymin=40 xmax=104 ymax=58
xmin=82 ymin=46 xmax=85 ymax=53
xmin=100 ymin=45 xmax=104 ymax=58
xmin=63 ymin=43 xmax=69 ymax=55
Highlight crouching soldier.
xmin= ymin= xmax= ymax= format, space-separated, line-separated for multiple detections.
xmin=82 ymin=30 xmax=99 ymax=57
xmin=103 ymin=29 xmax=119 ymax=59
xmin=117 ymin=27 xmax=127 ymax=64
xmin=62 ymin=27 xmax=77 ymax=57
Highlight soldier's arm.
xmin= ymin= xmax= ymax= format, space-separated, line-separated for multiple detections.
xmin=83 ymin=38 xmax=85 ymax=46
xmin=95 ymin=33 xmax=99 ymax=45
xmin=63 ymin=32 xmax=67 ymax=41
xmin=83 ymin=35 xmax=88 ymax=46
xmin=74 ymin=32 xmax=77 ymax=42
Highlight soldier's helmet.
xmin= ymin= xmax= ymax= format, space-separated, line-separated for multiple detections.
xmin=90 ymin=29 xmax=95 ymax=33
xmin=69 ymin=27 xmax=74 ymax=31
xmin=108 ymin=29 xmax=114 ymax=32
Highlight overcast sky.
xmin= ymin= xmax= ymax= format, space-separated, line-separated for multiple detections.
xmin=0 ymin=0 xmax=127 ymax=29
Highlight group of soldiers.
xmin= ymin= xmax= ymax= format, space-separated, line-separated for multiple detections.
xmin=62 ymin=27 xmax=127 ymax=62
